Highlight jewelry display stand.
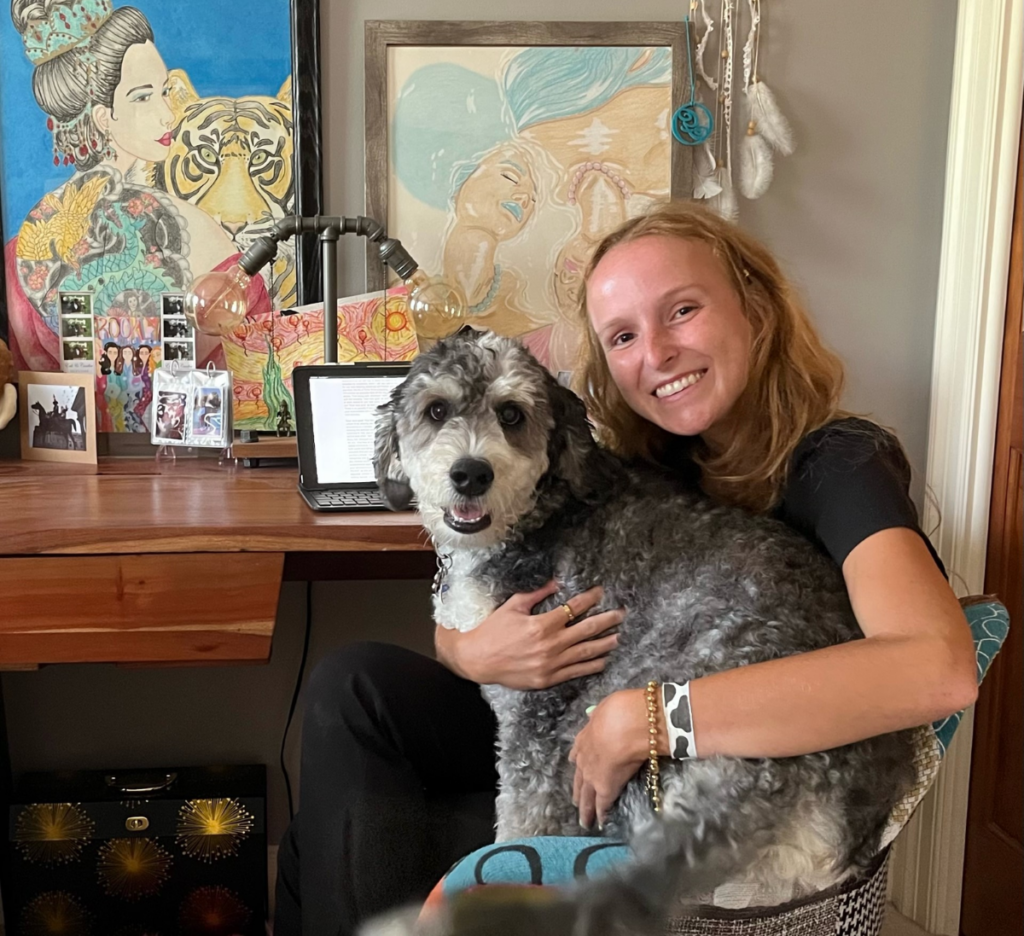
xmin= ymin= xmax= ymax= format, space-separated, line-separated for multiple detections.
xmin=151 ymin=361 xmax=233 ymax=464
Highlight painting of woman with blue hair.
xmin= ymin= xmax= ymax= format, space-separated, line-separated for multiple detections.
xmin=389 ymin=44 xmax=674 ymax=372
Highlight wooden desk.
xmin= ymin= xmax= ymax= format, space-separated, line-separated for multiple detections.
xmin=0 ymin=459 xmax=434 ymax=920
xmin=0 ymin=459 xmax=433 ymax=667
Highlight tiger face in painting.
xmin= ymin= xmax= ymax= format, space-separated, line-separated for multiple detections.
xmin=148 ymin=71 xmax=296 ymax=306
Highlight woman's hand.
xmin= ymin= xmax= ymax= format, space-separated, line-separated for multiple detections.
xmin=569 ymin=688 xmax=669 ymax=830
xmin=435 ymin=580 xmax=624 ymax=690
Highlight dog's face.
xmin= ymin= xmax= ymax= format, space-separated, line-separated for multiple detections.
xmin=374 ymin=330 xmax=598 ymax=550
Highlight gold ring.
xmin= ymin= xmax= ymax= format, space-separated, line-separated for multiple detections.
xmin=561 ymin=603 xmax=575 ymax=623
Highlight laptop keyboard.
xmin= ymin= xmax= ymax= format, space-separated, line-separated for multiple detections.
xmin=309 ymin=488 xmax=387 ymax=511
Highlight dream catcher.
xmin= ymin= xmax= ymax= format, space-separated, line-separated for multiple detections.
xmin=739 ymin=0 xmax=795 ymax=199
xmin=682 ymin=0 xmax=795 ymax=216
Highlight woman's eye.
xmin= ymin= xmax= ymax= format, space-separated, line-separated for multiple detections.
xmin=427 ymin=401 xmax=448 ymax=422
xmin=497 ymin=403 xmax=523 ymax=427
xmin=501 ymin=172 xmax=519 ymax=184
xmin=674 ymin=305 xmax=696 ymax=318
xmin=132 ymin=93 xmax=152 ymax=104
xmin=611 ymin=332 xmax=634 ymax=347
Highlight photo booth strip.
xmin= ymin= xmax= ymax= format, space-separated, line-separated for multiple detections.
xmin=160 ymin=293 xmax=195 ymax=365
xmin=58 ymin=292 xmax=96 ymax=375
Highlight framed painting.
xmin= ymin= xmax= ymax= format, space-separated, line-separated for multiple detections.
xmin=0 ymin=0 xmax=323 ymax=433
xmin=365 ymin=21 xmax=691 ymax=375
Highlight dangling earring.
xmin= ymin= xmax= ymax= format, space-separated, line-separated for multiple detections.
xmin=101 ymin=132 xmax=116 ymax=162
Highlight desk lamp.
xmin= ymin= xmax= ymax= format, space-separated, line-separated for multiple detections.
xmin=183 ymin=215 xmax=466 ymax=358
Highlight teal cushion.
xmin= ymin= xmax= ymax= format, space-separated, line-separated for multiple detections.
xmin=442 ymin=837 xmax=631 ymax=895
xmin=932 ymin=599 xmax=1010 ymax=754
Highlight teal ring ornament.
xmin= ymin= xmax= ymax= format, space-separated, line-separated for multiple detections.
xmin=673 ymin=16 xmax=715 ymax=146
xmin=672 ymin=103 xmax=714 ymax=145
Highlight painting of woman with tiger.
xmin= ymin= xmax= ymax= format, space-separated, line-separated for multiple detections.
xmin=1 ymin=0 xmax=294 ymax=431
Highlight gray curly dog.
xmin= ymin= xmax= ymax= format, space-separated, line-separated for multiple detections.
xmin=373 ymin=329 xmax=915 ymax=925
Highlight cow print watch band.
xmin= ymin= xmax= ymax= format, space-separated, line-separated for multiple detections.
xmin=662 ymin=681 xmax=699 ymax=760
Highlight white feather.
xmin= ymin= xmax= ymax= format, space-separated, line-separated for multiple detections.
xmin=739 ymin=131 xmax=774 ymax=199
xmin=708 ymin=169 xmax=739 ymax=221
xmin=746 ymin=80 xmax=794 ymax=156
xmin=692 ymin=144 xmax=722 ymax=200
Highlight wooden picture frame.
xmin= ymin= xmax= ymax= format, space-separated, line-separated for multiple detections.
xmin=291 ymin=0 xmax=326 ymax=306
xmin=364 ymin=21 xmax=690 ymax=372
xmin=18 ymin=371 xmax=97 ymax=464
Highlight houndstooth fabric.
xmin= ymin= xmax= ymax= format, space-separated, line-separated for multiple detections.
xmin=663 ymin=852 xmax=890 ymax=936
xmin=833 ymin=851 xmax=890 ymax=936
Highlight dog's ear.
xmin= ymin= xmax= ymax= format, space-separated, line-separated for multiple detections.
xmin=373 ymin=394 xmax=415 ymax=511
xmin=546 ymin=378 xmax=622 ymax=504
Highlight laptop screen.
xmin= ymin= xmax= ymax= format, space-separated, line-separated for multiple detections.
xmin=307 ymin=373 xmax=407 ymax=485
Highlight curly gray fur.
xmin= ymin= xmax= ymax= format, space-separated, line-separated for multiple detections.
xmin=373 ymin=329 xmax=915 ymax=932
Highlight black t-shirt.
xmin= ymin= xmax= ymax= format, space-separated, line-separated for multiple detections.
xmin=774 ymin=417 xmax=945 ymax=574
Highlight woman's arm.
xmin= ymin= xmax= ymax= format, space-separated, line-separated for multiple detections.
xmin=570 ymin=527 xmax=978 ymax=827
xmin=686 ymin=527 xmax=977 ymax=758
xmin=435 ymin=581 xmax=625 ymax=690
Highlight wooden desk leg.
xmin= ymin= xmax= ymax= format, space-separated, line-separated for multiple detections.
xmin=0 ymin=678 xmax=13 ymax=927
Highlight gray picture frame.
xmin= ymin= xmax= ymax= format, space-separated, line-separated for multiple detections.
xmin=364 ymin=20 xmax=692 ymax=291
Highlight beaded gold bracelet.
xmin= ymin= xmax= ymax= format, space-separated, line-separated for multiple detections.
xmin=645 ymin=679 xmax=661 ymax=813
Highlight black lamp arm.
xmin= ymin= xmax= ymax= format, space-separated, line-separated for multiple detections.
xmin=237 ymin=214 xmax=418 ymax=280
xmin=234 ymin=214 xmax=421 ymax=365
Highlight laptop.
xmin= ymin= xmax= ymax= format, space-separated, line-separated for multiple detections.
xmin=293 ymin=362 xmax=411 ymax=512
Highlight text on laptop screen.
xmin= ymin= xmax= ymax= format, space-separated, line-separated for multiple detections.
xmin=309 ymin=375 xmax=405 ymax=485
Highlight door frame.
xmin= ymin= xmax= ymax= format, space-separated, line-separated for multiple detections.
xmin=888 ymin=1 xmax=1023 ymax=932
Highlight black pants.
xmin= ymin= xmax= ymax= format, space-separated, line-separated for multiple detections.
xmin=274 ymin=642 xmax=498 ymax=936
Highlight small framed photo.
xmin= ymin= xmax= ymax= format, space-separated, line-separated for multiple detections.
xmin=190 ymin=384 xmax=226 ymax=445
xmin=154 ymin=389 xmax=189 ymax=442
xmin=18 ymin=371 xmax=98 ymax=465
xmin=62 ymin=339 xmax=94 ymax=362
xmin=162 ymin=293 xmax=186 ymax=318
xmin=59 ymin=292 xmax=93 ymax=318
xmin=162 ymin=317 xmax=192 ymax=339
xmin=60 ymin=316 xmax=94 ymax=339
xmin=163 ymin=340 xmax=195 ymax=363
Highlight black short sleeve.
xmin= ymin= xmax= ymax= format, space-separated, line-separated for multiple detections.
xmin=776 ymin=418 xmax=945 ymax=574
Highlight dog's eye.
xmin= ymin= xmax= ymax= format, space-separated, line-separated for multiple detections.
xmin=497 ymin=403 xmax=524 ymax=427
xmin=427 ymin=401 xmax=448 ymax=422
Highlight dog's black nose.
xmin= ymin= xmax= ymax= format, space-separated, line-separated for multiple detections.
xmin=450 ymin=457 xmax=494 ymax=497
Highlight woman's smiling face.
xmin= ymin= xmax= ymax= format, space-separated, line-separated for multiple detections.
xmin=100 ymin=40 xmax=174 ymax=163
xmin=585 ymin=235 xmax=753 ymax=445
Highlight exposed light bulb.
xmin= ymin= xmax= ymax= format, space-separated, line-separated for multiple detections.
xmin=404 ymin=270 xmax=467 ymax=341
xmin=184 ymin=265 xmax=252 ymax=336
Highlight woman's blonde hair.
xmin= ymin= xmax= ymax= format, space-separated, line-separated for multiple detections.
xmin=575 ymin=201 xmax=847 ymax=513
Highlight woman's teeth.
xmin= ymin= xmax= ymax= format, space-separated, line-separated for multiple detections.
xmin=655 ymin=370 xmax=706 ymax=398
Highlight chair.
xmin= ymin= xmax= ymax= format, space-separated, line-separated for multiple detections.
xmin=426 ymin=599 xmax=1010 ymax=936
